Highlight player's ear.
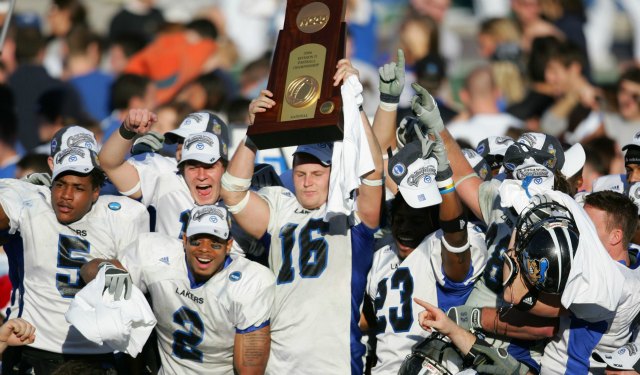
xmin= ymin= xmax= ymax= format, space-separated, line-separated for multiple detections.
xmin=225 ymin=239 xmax=233 ymax=254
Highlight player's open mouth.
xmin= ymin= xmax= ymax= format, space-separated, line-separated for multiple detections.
xmin=196 ymin=185 xmax=212 ymax=196
xmin=57 ymin=205 xmax=72 ymax=213
xmin=196 ymin=257 xmax=212 ymax=265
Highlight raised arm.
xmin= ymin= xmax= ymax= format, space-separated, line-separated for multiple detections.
xmin=98 ymin=109 xmax=158 ymax=199
xmin=372 ymin=49 xmax=404 ymax=195
xmin=334 ymin=59 xmax=384 ymax=228
xmin=234 ymin=325 xmax=270 ymax=375
xmin=410 ymin=83 xmax=484 ymax=220
xmin=220 ymin=91 xmax=272 ymax=239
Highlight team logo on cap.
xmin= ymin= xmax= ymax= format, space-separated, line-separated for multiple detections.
xmin=213 ymin=122 xmax=221 ymax=135
xmin=192 ymin=206 xmax=224 ymax=222
xmin=515 ymin=167 xmax=551 ymax=180
xmin=634 ymin=131 xmax=640 ymax=140
xmin=67 ymin=134 xmax=95 ymax=150
xmin=50 ymin=139 xmax=58 ymax=155
xmin=479 ymin=165 xmax=489 ymax=180
xmin=545 ymin=144 xmax=557 ymax=169
xmin=526 ymin=256 xmax=549 ymax=287
xmin=476 ymin=144 xmax=485 ymax=155
xmin=495 ymin=136 xmax=511 ymax=145
xmin=55 ymin=148 xmax=86 ymax=165
xmin=184 ymin=113 xmax=204 ymax=126
xmin=407 ymin=165 xmax=436 ymax=187
xmin=222 ymin=142 xmax=228 ymax=157
xmin=519 ymin=133 xmax=537 ymax=148
xmin=392 ymin=163 xmax=406 ymax=177
xmin=184 ymin=134 xmax=214 ymax=150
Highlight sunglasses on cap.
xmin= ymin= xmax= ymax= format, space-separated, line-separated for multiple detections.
xmin=503 ymin=142 xmax=554 ymax=171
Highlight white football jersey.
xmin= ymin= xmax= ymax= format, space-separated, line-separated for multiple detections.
xmin=257 ymin=186 xmax=376 ymax=375
xmin=367 ymin=224 xmax=488 ymax=375
xmin=0 ymin=179 xmax=149 ymax=354
xmin=120 ymin=233 xmax=275 ymax=375
xmin=541 ymin=263 xmax=640 ymax=374
xmin=128 ymin=153 xmax=192 ymax=239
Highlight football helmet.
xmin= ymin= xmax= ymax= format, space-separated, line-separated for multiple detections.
xmin=514 ymin=199 xmax=579 ymax=294
xmin=397 ymin=333 xmax=465 ymax=375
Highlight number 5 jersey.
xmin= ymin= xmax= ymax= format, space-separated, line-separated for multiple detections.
xmin=0 ymin=179 xmax=150 ymax=354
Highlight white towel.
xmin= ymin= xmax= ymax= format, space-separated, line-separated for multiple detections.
xmin=325 ymin=75 xmax=375 ymax=221
xmin=65 ymin=267 xmax=157 ymax=357
xmin=498 ymin=182 xmax=624 ymax=322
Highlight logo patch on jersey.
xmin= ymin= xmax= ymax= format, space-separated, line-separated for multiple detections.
xmin=392 ymin=163 xmax=406 ymax=177
xmin=526 ymin=257 xmax=549 ymax=287
xmin=108 ymin=202 xmax=121 ymax=211
xmin=229 ymin=271 xmax=242 ymax=281
xmin=159 ymin=256 xmax=170 ymax=265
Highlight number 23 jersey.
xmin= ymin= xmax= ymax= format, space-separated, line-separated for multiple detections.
xmin=0 ymin=179 xmax=150 ymax=354
xmin=120 ymin=233 xmax=275 ymax=375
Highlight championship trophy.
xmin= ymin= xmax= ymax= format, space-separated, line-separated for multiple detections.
xmin=247 ymin=0 xmax=347 ymax=149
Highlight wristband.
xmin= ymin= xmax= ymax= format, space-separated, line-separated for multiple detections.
xmin=437 ymin=178 xmax=454 ymax=189
xmin=380 ymin=92 xmax=400 ymax=104
xmin=227 ymin=191 xmax=250 ymax=214
xmin=118 ymin=181 xmax=141 ymax=197
xmin=440 ymin=215 xmax=467 ymax=233
xmin=244 ymin=136 xmax=257 ymax=151
xmin=439 ymin=186 xmax=455 ymax=195
xmin=221 ymin=172 xmax=251 ymax=192
xmin=441 ymin=236 xmax=470 ymax=253
xmin=361 ymin=177 xmax=385 ymax=187
xmin=379 ymin=102 xmax=398 ymax=112
xmin=515 ymin=288 xmax=539 ymax=311
xmin=455 ymin=172 xmax=480 ymax=188
xmin=119 ymin=123 xmax=136 ymax=140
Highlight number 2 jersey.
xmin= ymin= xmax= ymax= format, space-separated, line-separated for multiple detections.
xmin=366 ymin=224 xmax=488 ymax=375
xmin=120 ymin=233 xmax=275 ymax=375
xmin=0 ymin=179 xmax=150 ymax=354
xmin=257 ymin=186 xmax=376 ymax=375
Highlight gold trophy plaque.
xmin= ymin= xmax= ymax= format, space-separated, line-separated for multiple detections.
xmin=247 ymin=0 xmax=346 ymax=149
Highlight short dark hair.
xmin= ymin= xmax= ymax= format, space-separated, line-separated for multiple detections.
xmin=15 ymin=27 xmax=45 ymax=64
xmin=583 ymin=137 xmax=616 ymax=176
xmin=619 ymin=66 xmax=640 ymax=85
xmin=110 ymin=74 xmax=150 ymax=111
xmin=17 ymin=153 xmax=49 ymax=174
xmin=584 ymin=190 xmax=639 ymax=249
xmin=109 ymin=34 xmax=148 ymax=57
xmin=0 ymin=85 xmax=17 ymax=146
xmin=186 ymin=19 xmax=218 ymax=39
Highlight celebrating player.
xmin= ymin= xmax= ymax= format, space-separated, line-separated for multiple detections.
xmin=81 ymin=204 xmax=274 ymax=374
xmin=0 ymin=147 xmax=149 ymax=374
xmin=221 ymin=59 xmax=384 ymax=374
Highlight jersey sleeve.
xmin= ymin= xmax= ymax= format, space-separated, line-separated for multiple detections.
xmin=119 ymin=237 xmax=149 ymax=293
xmin=231 ymin=265 xmax=275 ymax=334
xmin=257 ymin=186 xmax=296 ymax=235
xmin=0 ymin=179 xmax=41 ymax=234
xmin=127 ymin=153 xmax=176 ymax=206
xmin=108 ymin=198 xmax=151 ymax=257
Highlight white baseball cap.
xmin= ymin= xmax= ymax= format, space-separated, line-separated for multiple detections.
xmin=592 ymin=343 xmax=640 ymax=371
xmin=622 ymin=131 xmax=640 ymax=151
xmin=462 ymin=148 xmax=491 ymax=181
xmin=52 ymin=147 xmax=100 ymax=181
xmin=388 ymin=141 xmax=442 ymax=208
xmin=165 ymin=112 xmax=229 ymax=146
xmin=627 ymin=182 xmax=640 ymax=215
xmin=178 ymin=132 xmax=225 ymax=166
xmin=293 ymin=143 xmax=333 ymax=166
xmin=592 ymin=174 xmax=627 ymax=194
xmin=560 ymin=143 xmax=585 ymax=179
xmin=185 ymin=204 xmax=231 ymax=240
xmin=50 ymin=125 xmax=98 ymax=156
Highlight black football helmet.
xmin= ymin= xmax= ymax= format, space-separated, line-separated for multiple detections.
xmin=397 ymin=333 xmax=465 ymax=375
xmin=514 ymin=199 xmax=579 ymax=294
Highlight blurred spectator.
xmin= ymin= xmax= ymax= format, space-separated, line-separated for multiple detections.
xmin=153 ymin=101 xmax=193 ymax=136
xmin=511 ymin=0 xmax=563 ymax=54
xmin=175 ymin=70 xmax=236 ymax=113
xmin=44 ymin=0 xmax=88 ymax=78
xmin=106 ymin=34 xmax=147 ymax=75
xmin=446 ymin=65 xmax=524 ymax=147
xmin=602 ymin=66 xmax=640 ymax=151
xmin=65 ymin=27 xmax=113 ymax=121
xmin=239 ymin=53 xmax=271 ymax=100
xmin=8 ymin=26 xmax=71 ymax=151
xmin=35 ymin=86 xmax=93 ymax=153
xmin=0 ymin=85 xmax=19 ymax=178
xmin=539 ymin=40 xmax=600 ymax=143
xmin=478 ymin=17 xmax=526 ymax=105
xmin=101 ymin=73 xmax=156 ymax=141
xmin=346 ymin=28 xmax=379 ymax=119
xmin=408 ymin=0 xmax=462 ymax=69
xmin=124 ymin=17 xmax=219 ymax=105
xmin=506 ymin=36 xmax=558 ymax=129
xmin=15 ymin=153 xmax=50 ymax=178
xmin=108 ymin=0 xmax=164 ymax=44
xmin=581 ymin=137 xmax=620 ymax=192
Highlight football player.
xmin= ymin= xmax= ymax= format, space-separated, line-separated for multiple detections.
xmin=0 ymin=147 xmax=149 ymax=374
xmin=81 ymin=204 xmax=274 ymax=374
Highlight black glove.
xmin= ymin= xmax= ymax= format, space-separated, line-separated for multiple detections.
xmin=100 ymin=262 xmax=132 ymax=301
xmin=251 ymin=163 xmax=283 ymax=190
